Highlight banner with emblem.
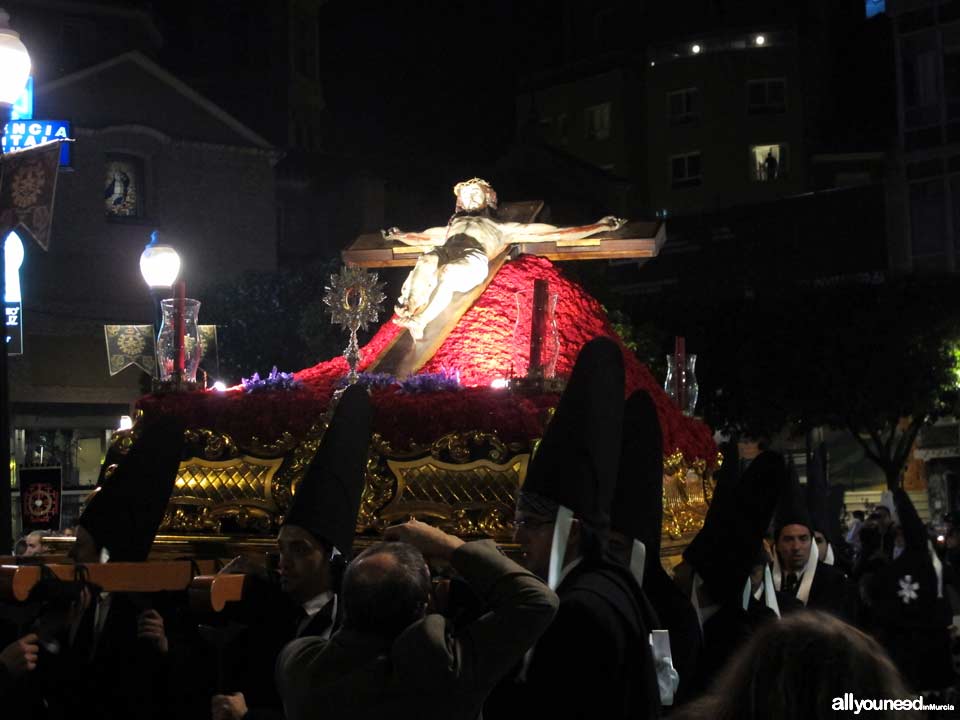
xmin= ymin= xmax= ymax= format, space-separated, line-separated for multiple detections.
xmin=19 ymin=466 xmax=62 ymax=531
xmin=0 ymin=140 xmax=63 ymax=251
xmin=104 ymin=325 xmax=156 ymax=376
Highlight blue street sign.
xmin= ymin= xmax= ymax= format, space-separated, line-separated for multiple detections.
xmin=1 ymin=120 xmax=72 ymax=166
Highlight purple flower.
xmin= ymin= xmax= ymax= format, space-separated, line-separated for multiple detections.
xmin=242 ymin=366 xmax=301 ymax=393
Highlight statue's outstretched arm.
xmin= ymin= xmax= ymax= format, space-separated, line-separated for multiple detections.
xmin=381 ymin=226 xmax=447 ymax=247
xmin=502 ymin=216 xmax=626 ymax=244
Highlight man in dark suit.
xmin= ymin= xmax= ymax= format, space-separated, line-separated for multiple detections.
xmin=211 ymin=384 xmax=372 ymax=720
xmin=486 ymin=337 xmax=662 ymax=720
xmin=38 ymin=416 xmax=186 ymax=720
xmin=772 ymin=471 xmax=854 ymax=621
xmin=275 ymin=518 xmax=558 ymax=720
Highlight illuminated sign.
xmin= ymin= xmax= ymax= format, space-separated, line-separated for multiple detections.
xmin=10 ymin=76 xmax=33 ymax=120
xmin=1 ymin=120 xmax=72 ymax=166
xmin=5 ymin=232 xmax=24 ymax=355
xmin=5 ymin=301 xmax=22 ymax=355
xmin=866 ymin=0 xmax=885 ymax=18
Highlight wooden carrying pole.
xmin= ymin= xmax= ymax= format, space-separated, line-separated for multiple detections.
xmin=0 ymin=559 xmax=239 ymax=608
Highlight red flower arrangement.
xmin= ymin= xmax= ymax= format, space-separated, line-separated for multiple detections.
xmin=138 ymin=256 xmax=717 ymax=466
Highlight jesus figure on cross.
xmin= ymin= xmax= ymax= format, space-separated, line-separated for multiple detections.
xmin=382 ymin=178 xmax=625 ymax=340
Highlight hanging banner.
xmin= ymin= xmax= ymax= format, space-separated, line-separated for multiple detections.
xmin=19 ymin=466 xmax=62 ymax=531
xmin=104 ymin=324 xmax=156 ymax=376
xmin=0 ymin=140 xmax=63 ymax=251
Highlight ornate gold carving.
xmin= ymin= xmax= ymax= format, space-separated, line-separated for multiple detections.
xmin=248 ymin=431 xmax=298 ymax=458
xmin=183 ymin=429 xmax=239 ymax=461
xmin=356 ymin=431 xmax=530 ymax=539
xmin=661 ymin=451 xmax=717 ymax=541
xmin=377 ymin=455 xmax=528 ymax=538
xmin=160 ymin=455 xmax=284 ymax=534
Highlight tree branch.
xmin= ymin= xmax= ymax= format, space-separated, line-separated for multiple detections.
xmin=848 ymin=418 xmax=887 ymax=468
xmin=893 ymin=415 xmax=924 ymax=469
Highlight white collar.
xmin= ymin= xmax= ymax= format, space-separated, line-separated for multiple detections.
xmin=302 ymin=590 xmax=335 ymax=617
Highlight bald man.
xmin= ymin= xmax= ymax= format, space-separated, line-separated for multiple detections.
xmin=276 ymin=519 xmax=558 ymax=720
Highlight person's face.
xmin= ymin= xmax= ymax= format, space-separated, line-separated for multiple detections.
xmin=69 ymin=525 xmax=101 ymax=564
xmin=24 ymin=535 xmax=43 ymax=556
xmin=277 ymin=525 xmax=331 ymax=603
xmin=457 ymin=183 xmax=487 ymax=211
xmin=777 ymin=524 xmax=812 ymax=571
xmin=814 ymin=531 xmax=827 ymax=558
xmin=737 ymin=439 xmax=761 ymax=460
xmin=513 ymin=510 xmax=555 ymax=581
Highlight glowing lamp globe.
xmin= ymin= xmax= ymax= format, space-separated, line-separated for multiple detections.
xmin=0 ymin=9 xmax=30 ymax=106
xmin=139 ymin=230 xmax=181 ymax=288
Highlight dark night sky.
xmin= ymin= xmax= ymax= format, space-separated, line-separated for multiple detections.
xmin=313 ymin=0 xmax=535 ymax=162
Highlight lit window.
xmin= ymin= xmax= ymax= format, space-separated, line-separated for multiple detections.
xmin=747 ymin=78 xmax=786 ymax=114
xmin=670 ymin=152 xmax=702 ymax=188
xmin=104 ymin=155 xmax=144 ymax=219
xmin=667 ymin=88 xmax=699 ymax=126
xmin=749 ymin=143 xmax=788 ymax=181
xmin=585 ymin=102 xmax=611 ymax=141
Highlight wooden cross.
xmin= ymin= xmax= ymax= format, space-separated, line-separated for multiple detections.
xmin=342 ymin=201 xmax=665 ymax=378
xmin=342 ymin=201 xmax=665 ymax=268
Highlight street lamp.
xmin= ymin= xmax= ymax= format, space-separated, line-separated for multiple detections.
xmin=0 ymin=9 xmax=30 ymax=105
xmin=0 ymin=6 xmax=30 ymax=553
xmin=139 ymin=229 xmax=180 ymax=335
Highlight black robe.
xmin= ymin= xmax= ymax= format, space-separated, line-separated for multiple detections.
xmin=779 ymin=562 xmax=855 ymax=621
xmin=36 ymin=593 xmax=169 ymax=720
xmin=642 ymin=564 xmax=702 ymax=705
xmin=182 ymin=575 xmax=337 ymax=720
xmin=487 ymin=557 xmax=660 ymax=720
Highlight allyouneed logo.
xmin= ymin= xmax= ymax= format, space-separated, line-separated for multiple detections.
xmin=832 ymin=694 xmax=955 ymax=714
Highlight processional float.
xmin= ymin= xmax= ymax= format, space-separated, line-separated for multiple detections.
xmin=51 ymin=181 xmax=720 ymax=568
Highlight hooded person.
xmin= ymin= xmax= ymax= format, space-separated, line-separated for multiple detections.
xmin=610 ymin=390 xmax=700 ymax=706
xmin=211 ymin=384 xmax=373 ymax=720
xmin=42 ymin=415 xmax=187 ymax=720
xmin=676 ymin=449 xmax=787 ymax=688
xmin=73 ymin=415 xmax=186 ymax=563
xmin=486 ymin=336 xmax=662 ymax=720
xmin=771 ymin=470 xmax=853 ymax=620
xmin=862 ymin=487 xmax=956 ymax=695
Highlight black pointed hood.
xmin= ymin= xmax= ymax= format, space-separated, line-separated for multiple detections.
xmin=684 ymin=451 xmax=786 ymax=605
xmin=521 ymin=336 xmax=624 ymax=530
xmin=284 ymin=384 xmax=372 ymax=555
xmin=79 ymin=416 xmax=186 ymax=562
xmin=612 ymin=390 xmax=663 ymax=557
xmin=774 ymin=465 xmax=813 ymax=539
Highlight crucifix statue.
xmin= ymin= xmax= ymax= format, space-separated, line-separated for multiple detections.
xmin=343 ymin=178 xmax=665 ymax=377
xmin=382 ymin=178 xmax=625 ymax=340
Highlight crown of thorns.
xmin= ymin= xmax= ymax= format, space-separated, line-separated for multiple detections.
xmin=453 ymin=178 xmax=498 ymax=210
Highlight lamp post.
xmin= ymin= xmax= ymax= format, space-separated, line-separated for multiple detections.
xmin=0 ymin=6 xmax=31 ymax=553
xmin=139 ymin=229 xmax=181 ymax=336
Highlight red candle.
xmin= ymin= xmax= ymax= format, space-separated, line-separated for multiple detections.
xmin=174 ymin=280 xmax=186 ymax=375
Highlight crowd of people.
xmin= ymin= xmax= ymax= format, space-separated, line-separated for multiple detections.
xmin=1 ymin=337 xmax=958 ymax=718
